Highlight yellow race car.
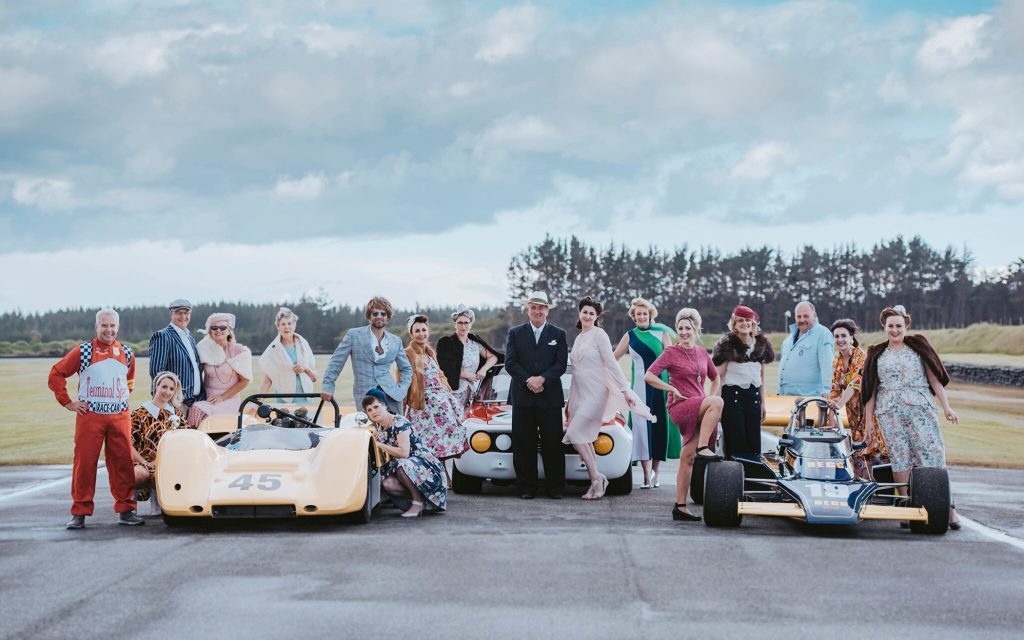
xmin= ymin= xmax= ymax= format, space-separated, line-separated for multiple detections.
xmin=155 ymin=394 xmax=386 ymax=527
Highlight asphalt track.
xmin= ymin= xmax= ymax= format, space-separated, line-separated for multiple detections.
xmin=1 ymin=463 xmax=1023 ymax=640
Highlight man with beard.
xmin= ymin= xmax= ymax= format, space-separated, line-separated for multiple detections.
xmin=321 ymin=296 xmax=413 ymax=413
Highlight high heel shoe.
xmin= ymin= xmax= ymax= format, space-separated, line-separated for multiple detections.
xmin=581 ymin=481 xmax=598 ymax=500
xmin=695 ymin=446 xmax=719 ymax=459
xmin=651 ymin=471 xmax=659 ymax=488
xmin=672 ymin=503 xmax=701 ymax=521
xmin=401 ymin=500 xmax=424 ymax=518
xmin=594 ymin=474 xmax=608 ymax=499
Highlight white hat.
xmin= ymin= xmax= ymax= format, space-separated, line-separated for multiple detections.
xmin=522 ymin=291 xmax=554 ymax=308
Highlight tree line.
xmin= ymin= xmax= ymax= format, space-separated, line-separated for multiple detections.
xmin=3 ymin=235 xmax=1022 ymax=357
xmin=506 ymin=235 xmax=1024 ymax=340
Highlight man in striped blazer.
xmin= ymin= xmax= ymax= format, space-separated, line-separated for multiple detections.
xmin=149 ymin=299 xmax=204 ymax=406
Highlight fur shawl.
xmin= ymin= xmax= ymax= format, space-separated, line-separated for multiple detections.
xmin=711 ymin=333 xmax=776 ymax=366
xmin=861 ymin=334 xmax=950 ymax=405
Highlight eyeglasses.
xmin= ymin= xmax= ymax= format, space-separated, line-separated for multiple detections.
xmin=209 ymin=325 xmax=229 ymax=332
xmin=455 ymin=321 xmax=471 ymax=326
xmin=369 ymin=311 xmax=389 ymax=318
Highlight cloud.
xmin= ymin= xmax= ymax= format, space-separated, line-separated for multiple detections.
xmin=475 ymin=3 xmax=544 ymax=63
xmin=729 ymin=143 xmax=797 ymax=181
xmin=91 ymin=30 xmax=190 ymax=84
xmin=274 ymin=173 xmax=327 ymax=199
xmin=11 ymin=177 xmax=74 ymax=210
xmin=916 ymin=15 xmax=993 ymax=73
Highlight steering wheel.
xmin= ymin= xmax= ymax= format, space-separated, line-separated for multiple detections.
xmin=238 ymin=393 xmax=342 ymax=431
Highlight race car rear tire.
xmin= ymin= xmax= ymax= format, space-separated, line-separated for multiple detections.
xmin=689 ymin=456 xmax=710 ymax=504
xmin=703 ymin=461 xmax=743 ymax=528
xmin=909 ymin=467 xmax=950 ymax=535
xmin=605 ymin=467 xmax=633 ymax=496
xmin=451 ymin=463 xmax=483 ymax=494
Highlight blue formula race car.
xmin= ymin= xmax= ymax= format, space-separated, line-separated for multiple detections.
xmin=701 ymin=398 xmax=951 ymax=534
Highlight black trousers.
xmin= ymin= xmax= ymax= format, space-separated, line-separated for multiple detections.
xmin=511 ymin=405 xmax=565 ymax=492
xmin=721 ymin=385 xmax=762 ymax=458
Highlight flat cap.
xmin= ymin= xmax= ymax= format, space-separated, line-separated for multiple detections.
xmin=168 ymin=298 xmax=193 ymax=311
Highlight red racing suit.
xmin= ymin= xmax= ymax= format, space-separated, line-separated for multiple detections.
xmin=48 ymin=339 xmax=137 ymax=515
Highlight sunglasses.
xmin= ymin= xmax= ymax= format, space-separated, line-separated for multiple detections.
xmin=369 ymin=311 xmax=389 ymax=318
xmin=209 ymin=325 xmax=229 ymax=332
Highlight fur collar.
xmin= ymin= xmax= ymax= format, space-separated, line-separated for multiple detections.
xmin=712 ymin=332 xmax=776 ymax=365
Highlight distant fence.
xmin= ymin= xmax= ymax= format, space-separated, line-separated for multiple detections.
xmin=945 ymin=364 xmax=1024 ymax=388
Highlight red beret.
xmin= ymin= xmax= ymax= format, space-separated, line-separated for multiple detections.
xmin=732 ymin=305 xmax=758 ymax=321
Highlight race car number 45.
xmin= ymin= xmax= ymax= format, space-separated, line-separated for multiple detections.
xmin=228 ymin=473 xmax=282 ymax=491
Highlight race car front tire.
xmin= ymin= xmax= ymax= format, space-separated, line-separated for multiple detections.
xmin=451 ymin=463 xmax=483 ymax=494
xmin=689 ymin=456 xmax=710 ymax=504
xmin=909 ymin=467 xmax=950 ymax=535
xmin=703 ymin=461 xmax=743 ymax=527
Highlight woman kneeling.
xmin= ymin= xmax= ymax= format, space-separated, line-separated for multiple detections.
xmin=130 ymin=371 xmax=188 ymax=511
xmin=362 ymin=391 xmax=447 ymax=518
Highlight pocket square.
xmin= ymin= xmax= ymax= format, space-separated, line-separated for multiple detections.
xmin=547 ymin=339 xmax=557 ymax=346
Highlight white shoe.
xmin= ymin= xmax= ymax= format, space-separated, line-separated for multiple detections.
xmin=149 ymin=494 xmax=162 ymax=516
xmin=640 ymin=482 xmax=652 ymax=489
xmin=651 ymin=471 xmax=659 ymax=488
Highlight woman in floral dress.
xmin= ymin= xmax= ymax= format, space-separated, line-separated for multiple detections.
xmin=863 ymin=306 xmax=961 ymax=529
xmin=362 ymin=391 xmax=447 ymax=518
xmin=403 ymin=315 xmax=468 ymax=487
xmin=130 ymin=371 xmax=189 ymax=506
xmin=828 ymin=318 xmax=887 ymax=479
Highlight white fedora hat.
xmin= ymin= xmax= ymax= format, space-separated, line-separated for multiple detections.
xmin=522 ymin=290 xmax=555 ymax=308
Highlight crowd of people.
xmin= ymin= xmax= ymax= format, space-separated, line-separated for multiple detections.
xmin=47 ymin=293 xmax=961 ymax=530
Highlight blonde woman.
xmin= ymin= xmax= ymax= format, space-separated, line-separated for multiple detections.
xmin=130 ymin=371 xmax=188 ymax=508
xmin=644 ymin=308 xmax=723 ymax=521
xmin=612 ymin=297 xmax=678 ymax=488
xmin=259 ymin=307 xmax=317 ymax=399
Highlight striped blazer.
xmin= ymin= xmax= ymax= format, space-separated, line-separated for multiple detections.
xmin=149 ymin=324 xmax=205 ymax=403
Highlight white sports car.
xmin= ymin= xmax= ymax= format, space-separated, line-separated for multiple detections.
xmin=452 ymin=366 xmax=634 ymax=495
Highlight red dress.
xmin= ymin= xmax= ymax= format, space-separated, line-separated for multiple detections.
xmin=647 ymin=345 xmax=718 ymax=443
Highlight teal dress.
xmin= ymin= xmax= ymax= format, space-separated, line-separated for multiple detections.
xmin=284 ymin=346 xmax=304 ymax=399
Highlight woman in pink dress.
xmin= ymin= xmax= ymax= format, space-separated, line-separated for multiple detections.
xmin=187 ymin=312 xmax=253 ymax=426
xmin=645 ymin=308 xmax=723 ymax=521
xmin=563 ymin=296 xmax=654 ymax=500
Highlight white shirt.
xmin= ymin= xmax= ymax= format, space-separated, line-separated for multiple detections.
xmin=721 ymin=342 xmax=762 ymax=389
xmin=371 ymin=331 xmax=388 ymax=362
xmin=173 ymin=324 xmax=201 ymax=395
xmin=531 ymin=322 xmax=546 ymax=344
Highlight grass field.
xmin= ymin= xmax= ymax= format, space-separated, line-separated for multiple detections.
xmin=0 ymin=357 xmax=356 ymax=465
xmin=3 ymin=354 xmax=1022 ymax=467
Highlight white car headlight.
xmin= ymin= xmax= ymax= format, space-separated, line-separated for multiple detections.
xmin=495 ymin=434 xmax=512 ymax=451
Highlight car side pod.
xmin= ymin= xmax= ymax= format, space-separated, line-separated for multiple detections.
xmin=703 ymin=461 xmax=744 ymax=527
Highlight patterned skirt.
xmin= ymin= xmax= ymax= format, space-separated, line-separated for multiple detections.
xmin=876 ymin=404 xmax=946 ymax=473
xmin=383 ymin=452 xmax=447 ymax=511
xmin=408 ymin=387 xmax=468 ymax=459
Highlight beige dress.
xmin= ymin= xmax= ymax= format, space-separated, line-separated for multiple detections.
xmin=563 ymin=328 xmax=654 ymax=445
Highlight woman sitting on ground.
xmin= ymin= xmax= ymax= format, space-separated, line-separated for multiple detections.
xmin=130 ymin=371 xmax=188 ymax=507
xmin=362 ymin=390 xmax=447 ymax=518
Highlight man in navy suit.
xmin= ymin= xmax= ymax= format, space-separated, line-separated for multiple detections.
xmin=148 ymin=299 xmax=204 ymax=406
xmin=504 ymin=291 xmax=568 ymax=499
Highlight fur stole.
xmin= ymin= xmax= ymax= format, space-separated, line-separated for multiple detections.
xmin=711 ymin=333 xmax=775 ymax=366
xmin=861 ymin=334 xmax=949 ymax=405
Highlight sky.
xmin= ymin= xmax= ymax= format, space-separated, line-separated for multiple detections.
xmin=2 ymin=0 xmax=1022 ymax=313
